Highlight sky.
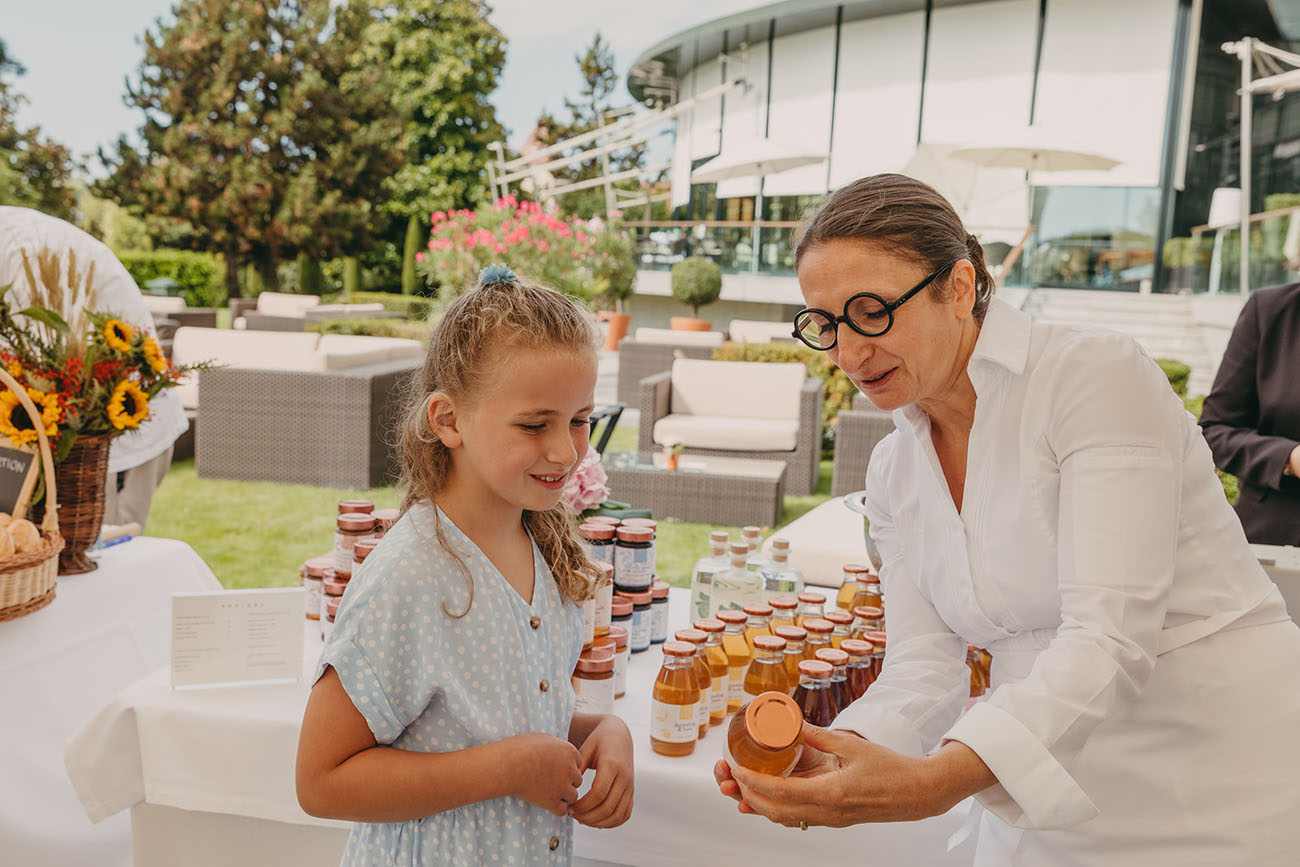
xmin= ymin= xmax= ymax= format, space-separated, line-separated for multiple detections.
xmin=0 ymin=0 xmax=757 ymax=173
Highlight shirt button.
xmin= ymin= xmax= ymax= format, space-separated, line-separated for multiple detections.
xmin=549 ymin=836 xmax=559 ymax=851
xmin=539 ymin=679 xmax=550 ymax=692
xmin=530 ymin=615 xmax=541 ymax=629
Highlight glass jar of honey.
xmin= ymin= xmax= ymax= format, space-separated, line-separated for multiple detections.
xmin=824 ymin=610 xmax=853 ymax=648
xmin=716 ymin=610 xmax=751 ymax=714
xmin=725 ymin=692 xmax=805 ymax=777
xmin=675 ymin=628 xmax=712 ymax=739
xmin=579 ymin=522 xmax=616 ymax=568
xmin=850 ymin=605 xmax=883 ymax=640
xmin=840 ymin=638 xmax=875 ymax=701
xmin=836 ymin=562 xmax=873 ymax=612
xmin=650 ymin=641 xmax=700 ymax=756
xmin=742 ymin=602 xmax=774 ymax=652
xmin=334 ymin=512 xmax=376 ymax=577
xmin=573 ymin=647 xmax=615 ymax=715
xmin=774 ymin=625 xmax=807 ymax=694
xmin=371 ymin=508 xmax=399 ymax=538
xmin=795 ymin=591 xmax=826 ymax=626
xmin=744 ymin=634 xmax=790 ymax=697
xmin=802 ymin=618 xmax=834 ymax=660
xmin=692 ymin=618 xmax=728 ymax=725
xmin=768 ymin=596 xmax=798 ymax=630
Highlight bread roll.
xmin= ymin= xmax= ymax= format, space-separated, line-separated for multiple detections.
xmin=0 ymin=513 xmax=13 ymax=531
xmin=0 ymin=528 xmax=14 ymax=558
xmin=8 ymin=518 xmax=41 ymax=553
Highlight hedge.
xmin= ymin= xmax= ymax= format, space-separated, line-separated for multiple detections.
xmin=117 ymin=249 xmax=226 ymax=308
xmin=322 ymin=290 xmax=437 ymax=320
xmin=309 ymin=317 xmax=433 ymax=341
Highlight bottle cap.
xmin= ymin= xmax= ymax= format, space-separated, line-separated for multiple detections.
xmin=852 ymin=605 xmax=884 ymax=620
xmin=742 ymin=602 xmax=773 ymax=617
xmin=771 ymin=537 xmax=790 ymax=551
xmin=753 ymin=635 xmax=787 ymax=652
xmin=674 ymin=628 xmax=707 ymax=645
xmin=840 ymin=639 xmax=873 ymax=658
xmin=769 ymin=595 xmax=798 ymax=611
xmin=607 ymin=625 xmax=629 ymax=648
xmin=575 ymin=650 xmax=615 ymax=674
xmin=621 ymin=590 xmax=652 ymax=606
xmin=662 ymin=640 xmax=695 ymax=657
xmin=337 ymin=499 xmax=374 ymax=514
xmin=651 ymin=580 xmax=670 ymax=599
xmin=336 ymin=512 xmax=376 ymax=532
xmin=864 ymin=630 xmax=887 ymax=647
xmin=802 ymin=618 xmax=833 ymax=634
xmin=716 ymin=610 xmax=747 ymax=625
xmin=742 ymin=526 xmax=762 ymax=537
xmin=303 ymin=556 xmax=333 ymax=578
xmin=372 ymin=508 xmax=400 ymax=530
xmin=797 ymin=660 xmax=833 ymax=678
xmin=615 ymin=526 xmax=653 ymax=543
xmin=814 ymin=648 xmax=849 ymax=666
xmin=585 ymin=515 xmax=621 ymax=527
xmin=729 ymin=542 xmax=749 ymax=555
xmin=579 ymin=523 xmax=616 ymax=541
xmin=611 ymin=598 xmax=633 ymax=617
xmin=774 ymin=625 xmax=807 ymax=642
xmin=693 ymin=618 xmax=725 ymax=634
xmin=353 ymin=539 xmax=379 ymax=562
xmin=825 ymin=610 xmax=853 ymax=626
xmin=710 ymin=530 xmax=729 ymax=543
xmin=842 ymin=563 xmax=871 ymax=575
xmin=744 ymin=692 xmax=803 ymax=750
xmin=621 ymin=518 xmax=658 ymax=531
xmin=797 ymin=591 xmax=826 ymax=604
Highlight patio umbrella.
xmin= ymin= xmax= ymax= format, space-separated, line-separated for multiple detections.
xmin=948 ymin=126 xmax=1122 ymax=173
xmin=691 ymin=139 xmax=826 ymax=184
xmin=901 ymin=143 xmax=1028 ymax=245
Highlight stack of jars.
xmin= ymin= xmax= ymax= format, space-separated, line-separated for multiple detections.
xmin=301 ymin=500 xmax=399 ymax=640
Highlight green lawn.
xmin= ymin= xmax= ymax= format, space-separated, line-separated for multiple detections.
xmin=146 ymin=421 xmax=833 ymax=590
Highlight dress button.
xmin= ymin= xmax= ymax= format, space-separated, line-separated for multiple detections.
xmin=530 ymin=615 xmax=541 ymax=629
xmin=539 ymin=679 xmax=550 ymax=692
xmin=549 ymin=836 xmax=560 ymax=851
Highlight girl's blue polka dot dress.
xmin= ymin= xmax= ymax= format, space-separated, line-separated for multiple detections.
xmin=315 ymin=503 xmax=585 ymax=865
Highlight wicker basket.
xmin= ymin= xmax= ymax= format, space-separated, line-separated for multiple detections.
xmin=0 ymin=368 xmax=64 ymax=622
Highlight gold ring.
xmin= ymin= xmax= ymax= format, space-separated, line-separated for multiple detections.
xmin=799 ymin=820 xmax=808 ymax=831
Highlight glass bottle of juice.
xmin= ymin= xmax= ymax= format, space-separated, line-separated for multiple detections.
xmin=824 ymin=610 xmax=853 ymax=649
xmin=850 ymin=605 xmax=883 ymax=641
xmin=769 ymin=596 xmax=798 ymax=630
xmin=650 ymin=641 xmax=701 ymax=756
xmin=967 ymin=643 xmax=988 ymax=698
xmin=675 ymin=628 xmax=712 ymax=739
xmin=836 ymin=563 xmax=873 ymax=613
xmin=774 ymin=625 xmax=807 ymax=693
xmin=742 ymin=602 xmax=774 ymax=652
xmin=717 ymin=610 xmax=751 ymax=714
xmin=760 ymin=538 xmax=804 ymax=599
xmin=814 ymin=647 xmax=852 ymax=718
xmin=840 ymin=638 xmax=875 ymax=701
xmin=743 ymin=634 xmax=789 ymax=697
xmin=861 ymin=573 xmax=883 ymax=617
xmin=864 ymin=630 xmax=887 ymax=680
xmin=791 ymin=660 xmax=835 ymax=727
xmin=794 ymin=591 xmax=826 ymax=626
xmin=725 ymin=692 xmax=805 ymax=777
xmin=692 ymin=617 xmax=728 ymax=725
xmin=802 ymin=618 xmax=834 ymax=660
xmin=690 ymin=531 xmax=730 ymax=621
xmin=711 ymin=543 xmax=764 ymax=616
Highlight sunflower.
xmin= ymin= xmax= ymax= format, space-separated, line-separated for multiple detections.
xmin=107 ymin=380 xmax=150 ymax=430
xmin=6 ymin=360 xmax=22 ymax=380
xmin=104 ymin=319 xmax=134 ymax=352
xmin=143 ymin=336 xmax=167 ymax=374
xmin=0 ymin=386 xmax=61 ymax=448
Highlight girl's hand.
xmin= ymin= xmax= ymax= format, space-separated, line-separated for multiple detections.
xmin=569 ymin=715 xmax=634 ymax=828
xmin=508 ymin=733 xmax=585 ymax=817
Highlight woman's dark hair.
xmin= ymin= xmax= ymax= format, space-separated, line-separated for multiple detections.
xmin=793 ymin=173 xmax=996 ymax=322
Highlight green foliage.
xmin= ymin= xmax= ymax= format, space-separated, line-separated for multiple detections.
xmin=309 ymin=317 xmax=432 ymax=340
xmin=590 ymin=219 xmax=637 ymax=312
xmin=297 ymin=252 xmax=325 ymax=296
xmin=77 ymin=190 xmax=153 ymax=251
xmin=323 ymin=289 xmax=436 ymax=320
xmin=117 ymin=249 xmax=226 ymax=307
xmin=1161 ymin=236 xmax=1211 ymax=269
xmin=670 ymin=256 xmax=722 ymax=317
xmin=1154 ymin=357 xmax=1190 ymax=397
xmin=401 ymin=214 xmax=422 ymax=295
xmin=0 ymin=38 xmax=78 ymax=220
xmin=342 ymin=256 xmax=361 ymax=297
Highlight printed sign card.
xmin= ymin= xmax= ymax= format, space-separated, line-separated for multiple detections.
xmin=0 ymin=444 xmax=39 ymax=517
xmin=171 ymin=587 xmax=305 ymax=688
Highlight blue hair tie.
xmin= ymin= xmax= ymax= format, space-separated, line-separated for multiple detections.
xmin=479 ymin=263 xmax=517 ymax=286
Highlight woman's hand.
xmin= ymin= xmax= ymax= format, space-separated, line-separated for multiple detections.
xmin=508 ymin=733 xmax=585 ymax=817
xmin=569 ymin=714 xmax=634 ymax=828
xmin=713 ymin=725 xmax=983 ymax=828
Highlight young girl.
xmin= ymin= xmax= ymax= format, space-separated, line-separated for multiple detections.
xmin=296 ymin=265 xmax=634 ymax=865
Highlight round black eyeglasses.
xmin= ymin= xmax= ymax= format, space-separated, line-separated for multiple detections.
xmin=790 ymin=261 xmax=958 ymax=350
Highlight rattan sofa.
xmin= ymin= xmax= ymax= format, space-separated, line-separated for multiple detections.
xmin=616 ymin=336 xmax=721 ymax=404
xmin=830 ymin=393 xmax=897 ymax=497
xmin=638 ymin=359 xmax=823 ymax=495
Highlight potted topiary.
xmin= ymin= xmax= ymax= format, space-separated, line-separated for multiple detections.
xmin=670 ymin=256 xmax=722 ymax=331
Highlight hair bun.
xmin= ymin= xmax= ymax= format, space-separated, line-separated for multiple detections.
xmin=479 ymin=263 xmax=517 ymax=286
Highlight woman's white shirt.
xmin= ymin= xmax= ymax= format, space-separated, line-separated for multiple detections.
xmin=832 ymin=296 xmax=1289 ymax=830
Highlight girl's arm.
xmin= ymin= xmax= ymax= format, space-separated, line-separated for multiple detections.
xmin=296 ymin=666 xmax=584 ymax=823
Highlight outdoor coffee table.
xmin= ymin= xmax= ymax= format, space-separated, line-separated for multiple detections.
xmin=601 ymin=451 xmax=786 ymax=526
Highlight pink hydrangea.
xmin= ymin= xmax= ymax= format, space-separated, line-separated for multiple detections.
xmin=562 ymin=448 xmax=608 ymax=513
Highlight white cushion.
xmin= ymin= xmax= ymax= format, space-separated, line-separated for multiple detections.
xmin=633 ymin=327 xmax=724 ymax=347
xmin=727 ymin=319 xmax=795 ymax=344
xmin=311 ymin=303 xmax=386 ymax=317
xmin=255 ymin=292 xmax=320 ymax=317
xmin=653 ymin=414 xmax=799 ymax=451
xmin=317 ymin=334 xmax=424 ymax=362
xmin=669 ymin=359 xmax=805 ymax=421
xmin=141 ymin=296 xmax=187 ymax=314
xmin=762 ymin=498 xmax=869 ymax=588
xmin=171 ymin=327 xmax=321 ymax=370
xmin=173 ymin=377 xmax=199 ymax=412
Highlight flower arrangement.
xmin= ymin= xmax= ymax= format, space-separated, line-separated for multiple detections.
xmin=416 ymin=195 xmax=637 ymax=303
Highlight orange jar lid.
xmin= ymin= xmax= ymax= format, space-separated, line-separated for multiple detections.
xmin=768 ymin=595 xmax=798 ymax=611
xmin=576 ymin=650 xmax=615 ymax=674
xmin=675 ymin=628 xmax=707 ymax=645
xmin=303 ymin=556 xmax=333 ymax=578
xmin=337 ymin=512 xmax=375 ymax=533
xmin=621 ymin=590 xmax=652 ymax=606
xmin=774 ymin=625 xmax=807 ymax=642
xmin=802 ymin=618 xmax=833 ymax=634
xmin=371 ymin=508 xmax=399 ymax=528
xmin=693 ymin=618 xmax=724 ymax=634
xmin=353 ymin=539 xmax=379 ymax=562
xmin=651 ymin=580 xmax=670 ymax=599
xmin=615 ymin=526 xmax=653 ymax=544
xmin=621 ymin=518 xmax=657 ymax=530
xmin=745 ymin=692 xmax=803 ymax=750
xmin=662 ymin=640 xmax=695 ymax=657
xmin=607 ymin=625 xmax=629 ymax=648
xmin=716 ymin=610 xmax=747 ymax=625
xmin=610 ymin=598 xmax=633 ymax=617
xmin=742 ymin=602 xmax=773 ymax=617
xmin=585 ymin=515 xmax=621 ymax=526
xmin=825 ymin=611 xmax=853 ymax=626
xmin=337 ymin=499 xmax=374 ymax=514
xmin=840 ymin=639 xmax=873 ymax=658
xmin=753 ymin=635 xmax=786 ymax=652
xmin=842 ymin=563 xmax=871 ymax=575
xmin=323 ymin=576 xmax=348 ymax=597
xmin=797 ymin=591 xmax=826 ymax=604
xmin=814 ymin=648 xmax=849 ymax=666
xmin=797 ymin=659 xmax=833 ymax=678
xmin=579 ymin=523 xmax=616 ymax=541
xmin=853 ymin=605 xmax=884 ymax=620
xmin=864 ymin=630 xmax=887 ymax=645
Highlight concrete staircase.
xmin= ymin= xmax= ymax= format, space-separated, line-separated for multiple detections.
xmin=1022 ymin=289 xmax=1215 ymax=396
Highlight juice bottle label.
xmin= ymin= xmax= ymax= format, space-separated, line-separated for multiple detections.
xmin=613 ymin=651 xmax=628 ymax=696
xmin=709 ymin=676 xmax=725 ymax=714
xmin=650 ymin=699 xmax=698 ymax=743
xmin=727 ymin=666 xmax=744 ymax=704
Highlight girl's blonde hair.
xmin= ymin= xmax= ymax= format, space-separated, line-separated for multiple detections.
xmin=398 ymin=274 xmax=602 ymax=617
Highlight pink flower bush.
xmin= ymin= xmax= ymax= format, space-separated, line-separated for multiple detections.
xmin=562 ymin=448 xmax=609 ymax=514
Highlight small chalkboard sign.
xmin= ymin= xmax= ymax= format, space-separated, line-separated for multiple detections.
xmin=0 ymin=444 xmax=39 ymax=518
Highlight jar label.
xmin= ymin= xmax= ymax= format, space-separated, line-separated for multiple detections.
xmin=573 ymin=674 xmax=614 ymax=716
xmin=594 ymin=582 xmax=613 ymax=633
xmin=613 ymin=651 xmax=628 ymax=696
xmin=709 ymin=676 xmax=725 ymax=714
xmin=648 ymin=601 xmax=668 ymax=643
xmin=629 ymin=610 xmax=651 ymax=650
xmin=727 ymin=666 xmax=745 ymax=704
xmin=586 ymin=541 xmax=615 ymax=565
xmin=303 ymin=576 xmax=322 ymax=618
xmin=614 ymin=544 xmax=654 ymax=588
xmin=650 ymin=699 xmax=698 ymax=743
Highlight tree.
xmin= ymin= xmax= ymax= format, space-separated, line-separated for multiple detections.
xmin=97 ymin=0 xmax=404 ymax=297
xmin=0 ymin=39 xmax=79 ymax=221
xmin=357 ymin=0 xmax=507 ymax=222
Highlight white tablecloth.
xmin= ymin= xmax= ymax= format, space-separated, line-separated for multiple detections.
xmin=0 ymin=537 xmax=220 ymax=867
xmin=65 ymin=589 xmax=975 ymax=866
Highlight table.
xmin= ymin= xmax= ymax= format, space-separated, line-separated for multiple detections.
xmin=1 ymin=537 xmax=221 ymax=867
xmin=66 ymin=590 xmax=975 ymax=866
xmin=602 ymin=451 xmax=787 ymax=527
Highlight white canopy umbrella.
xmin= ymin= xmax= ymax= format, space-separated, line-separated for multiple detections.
xmin=691 ymin=139 xmax=826 ymax=184
xmin=901 ymin=143 xmax=1028 ymax=246
xmin=948 ymin=126 xmax=1122 ymax=174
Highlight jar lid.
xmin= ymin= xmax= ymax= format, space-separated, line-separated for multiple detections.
xmin=353 ymin=539 xmax=379 ymax=562
xmin=303 ymin=555 xmax=333 ymax=578
xmin=651 ymin=580 xmax=669 ymax=599
xmin=742 ymin=602 xmax=773 ymax=617
xmin=863 ymin=575 xmax=881 ymax=586
xmin=575 ymin=650 xmax=615 ymax=674
xmin=709 ymin=530 xmax=729 ymax=542
xmin=692 ymin=618 xmax=724 ymax=634
xmin=774 ymin=625 xmax=807 ymax=641
xmin=814 ymin=647 xmax=849 ymax=666
xmin=337 ymin=512 xmax=376 ymax=532
xmin=338 ymin=499 xmax=374 ymax=514
xmin=610 ymin=598 xmax=633 ymax=617
xmin=729 ymin=542 xmax=749 ymax=556
xmin=371 ymin=508 xmax=400 ymax=528
xmin=840 ymin=639 xmax=873 ymax=658
xmin=864 ymin=630 xmax=887 ymax=647
xmin=797 ymin=591 xmax=826 ymax=604
xmin=745 ymin=692 xmax=803 ymax=750
xmin=662 ymin=640 xmax=695 ymax=657
xmin=621 ymin=590 xmax=652 ymax=605
xmin=579 ymin=524 xmax=616 ymax=541
xmin=322 ymin=566 xmax=337 ymax=580
xmin=742 ymin=525 xmax=761 ymax=536
xmin=613 ymin=582 xmax=646 ymax=596
xmin=607 ymin=625 xmax=629 ymax=647
xmin=768 ymin=595 xmax=798 ymax=610
xmin=621 ymin=518 xmax=657 ymax=530
xmin=716 ymin=610 xmax=747 ymax=625
xmin=802 ymin=618 xmax=833 ymax=634
xmin=852 ymin=605 xmax=884 ymax=620
xmin=323 ymin=576 xmax=348 ymax=596
xmin=615 ymin=526 xmax=653 ymax=543
xmin=771 ymin=537 xmax=790 ymax=551
xmin=326 ymin=595 xmax=342 ymax=617
xmin=586 ymin=515 xmax=621 ymax=525
xmin=674 ymin=628 xmax=707 ymax=645
xmin=797 ymin=659 xmax=833 ymax=678
xmin=842 ymin=563 xmax=871 ymax=575
xmin=825 ymin=611 xmax=853 ymax=626
xmin=753 ymin=635 xmax=786 ymax=652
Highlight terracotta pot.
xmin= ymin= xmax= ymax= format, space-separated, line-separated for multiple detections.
xmin=603 ymin=311 xmax=631 ymax=350
xmin=669 ymin=316 xmax=712 ymax=331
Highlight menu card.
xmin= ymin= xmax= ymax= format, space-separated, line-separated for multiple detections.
xmin=171 ymin=587 xmax=305 ymax=688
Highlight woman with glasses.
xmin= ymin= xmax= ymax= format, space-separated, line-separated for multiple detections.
xmin=714 ymin=174 xmax=1300 ymax=865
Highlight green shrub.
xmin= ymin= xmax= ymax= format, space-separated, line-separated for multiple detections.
xmin=309 ymin=317 xmax=433 ymax=341
xmin=322 ymin=290 xmax=436 ymax=320
xmin=671 ymin=256 xmax=722 ymax=318
xmin=118 ymin=249 xmax=226 ymax=308
xmin=1155 ymin=357 xmax=1190 ymax=397
xmin=711 ymin=341 xmax=855 ymax=456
